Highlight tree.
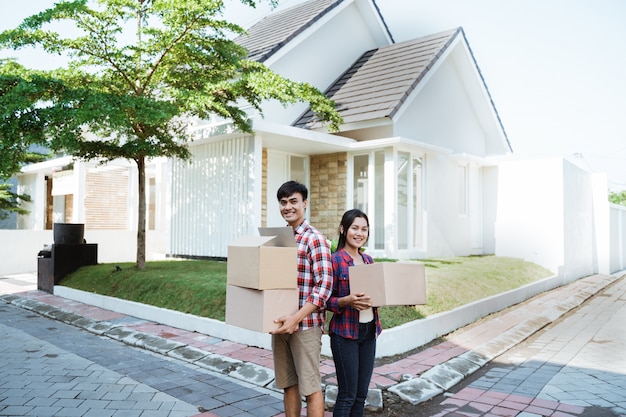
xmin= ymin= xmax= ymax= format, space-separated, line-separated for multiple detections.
xmin=0 ymin=136 xmax=48 ymax=221
xmin=0 ymin=63 xmax=49 ymax=219
xmin=0 ymin=0 xmax=343 ymax=269
xmin=609 ymin=190 xmax=626 ymax=206
xmin=0 ymin=147 xmax=46 ymax=222
xmin=0 ymin=183 xmax=31 ymax=221
xmin=0 ymin=63 xmax=49 ymax=179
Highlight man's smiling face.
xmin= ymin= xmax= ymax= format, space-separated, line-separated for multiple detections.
xmin=279 ymin=192 xmax=308 ymax=228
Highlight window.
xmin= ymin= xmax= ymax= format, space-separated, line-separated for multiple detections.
xmin=374 ymin=151 xmax=385 ymax=249
xmin=397 ymin=152 xmax=423 ymax=250
xmin=353 ymin=150 xmax=423 ymax=252
xmin=353 ymin=152 xmax=386 ymax=250
xmin=290 ymin=156 xmax=306 ymax=184
xmin=412 ymin=155 xmax=423 ymax=248
xmin=353 ymin=154 xmax=369 ymax=213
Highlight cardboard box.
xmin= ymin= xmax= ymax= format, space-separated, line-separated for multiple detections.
xmin=225 ymin=285 xmax=299 ymax=333
xmin=349 ymin=262 xmax=426 ymax=307
xmin=227 ymin=227 xmax=297 ymax=290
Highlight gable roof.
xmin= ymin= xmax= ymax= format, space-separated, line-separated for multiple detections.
xmin=294 ymin=26 xmax=511 ymax=151
xmin=235 ymin=0 xmax=393 ymax=63
xmin=294 ymin=28 xmax=461 ymax=128
xmin=235 ymin=0 xmax=342 ymax=62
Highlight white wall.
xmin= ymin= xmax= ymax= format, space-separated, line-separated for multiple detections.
xmin=494 ymin=157 xmax=614 ymax=277
xmin=610 ymin=204 xmax=626 ymax=273
xmin=481 ymin=165 xmax=500 ymax=254
xmin=494 ymin=158 xmax=564 ymax=272
xmin=0 ymin=230 xmax=166 ymax=276
xmin=561 ymin=160 xmax=595 ymax=280
xmin=395 ymin=53 xmax=487 ymax=156
xmin=16 ymin=172 xmax=46 ymax=230
xmin=423 ymin=152 xmax=473 ymax=258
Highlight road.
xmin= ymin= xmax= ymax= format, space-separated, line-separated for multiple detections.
xmin=0 ymin=274 xmax=283 ymax=417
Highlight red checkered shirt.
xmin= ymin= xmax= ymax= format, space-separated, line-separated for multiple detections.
xmin=327 ymin=249 xmax=382 ymax=339
xmin=293 ymin=221 xmax=333 ymax=331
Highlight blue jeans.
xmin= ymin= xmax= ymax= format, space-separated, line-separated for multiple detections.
xmin=330 ymin=321 xmax=376 ymax=417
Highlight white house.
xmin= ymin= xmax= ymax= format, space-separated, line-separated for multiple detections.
xmin=11 ymin=0 xmax=623 ymax=277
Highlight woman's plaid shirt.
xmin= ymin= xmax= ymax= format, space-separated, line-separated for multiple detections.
xmin=327 ymin=249 xmax=382 ymax=339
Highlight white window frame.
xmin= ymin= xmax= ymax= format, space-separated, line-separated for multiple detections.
xmin=348 ymin=148 xmax=426 ymax=257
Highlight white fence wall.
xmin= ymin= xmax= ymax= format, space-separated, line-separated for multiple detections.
xmin=495 ymin=157 xmax=625 ymax=277
xmin=610 ymin=204 xmax=626 ymax=273
xmin=169 ymin=135 xmax=258 ymax=258
xmin=0 ymin=230 xmax=166 ymax=276
xmin=3 ymin=156 xmax=626 ymax=280
xmin=494 ymin=158 xmax=565 ymax=273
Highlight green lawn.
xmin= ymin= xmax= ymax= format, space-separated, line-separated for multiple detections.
xmin=60 ymin=255 xmax=554 ymax=329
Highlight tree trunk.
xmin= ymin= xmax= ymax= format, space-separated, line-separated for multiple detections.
xmin=136 ymin=155 xmax=146 ymax=269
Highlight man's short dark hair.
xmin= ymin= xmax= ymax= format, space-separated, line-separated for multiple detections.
xmin=277 ymin=180 xmax=308 ymax=201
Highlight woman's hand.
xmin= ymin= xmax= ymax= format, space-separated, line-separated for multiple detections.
xmin=340 ymin=293 xmax=372 ymax=310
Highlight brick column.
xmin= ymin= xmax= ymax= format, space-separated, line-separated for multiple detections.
xmin=309 ymin=152 xmax=348 ymax=240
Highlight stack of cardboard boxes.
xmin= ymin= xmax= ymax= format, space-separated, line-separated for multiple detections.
xmin=225 ymin=227 xmax=299 ymax=333
xmin=225 ymin=226 xmax=427 ymax=331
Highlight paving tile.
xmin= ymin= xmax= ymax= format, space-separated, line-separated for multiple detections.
xmin=2 ymin=272 xmax=624 ymax=416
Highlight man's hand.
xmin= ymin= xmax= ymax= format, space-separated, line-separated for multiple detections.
xmin=269 ymin=302 xmax=318 ymax=334
xmin=269 ymin=315 xmax=300 ymax=334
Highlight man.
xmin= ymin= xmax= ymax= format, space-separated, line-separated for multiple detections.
xmin=271 ymin=180 xmax=333 ymax=417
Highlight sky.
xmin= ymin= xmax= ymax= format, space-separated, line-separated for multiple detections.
xmin=2 ymin=0 xmax=625 ymax=191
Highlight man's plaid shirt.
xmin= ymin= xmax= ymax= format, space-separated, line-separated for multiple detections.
xmin=293 ymin=221 xmax=333 ymax=331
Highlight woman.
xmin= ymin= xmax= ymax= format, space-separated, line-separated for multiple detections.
xmin=327 ymin=209 xmax=382 ymax=417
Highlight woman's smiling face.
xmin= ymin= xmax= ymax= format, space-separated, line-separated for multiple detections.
xmin=343 ymin=216 xmax=369 ymax=251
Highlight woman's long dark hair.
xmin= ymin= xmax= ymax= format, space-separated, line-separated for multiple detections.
xmin=336 ymin=209 xmax=370 ymax=252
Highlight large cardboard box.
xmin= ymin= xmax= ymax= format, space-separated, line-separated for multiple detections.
xmin=225 ymin=285 xmax=299 ymax=333
xmin=349 ymin=262 xmax=426 ymax=307
xmin=227 ymin=227 xmax=297 ymax=290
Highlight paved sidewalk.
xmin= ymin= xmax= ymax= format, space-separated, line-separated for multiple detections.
xmin=0 ymin=271 xmax=623 ymax=416
xmin=418 ymin=271 xmax=626 ymax=417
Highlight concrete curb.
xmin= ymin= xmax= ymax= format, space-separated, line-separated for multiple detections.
xmin=54 ymin=271 xmax=579 ymax=359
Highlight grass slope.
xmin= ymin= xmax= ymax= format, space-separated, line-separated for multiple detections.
xmin=60 ymin=255 xmax=553 ymax=329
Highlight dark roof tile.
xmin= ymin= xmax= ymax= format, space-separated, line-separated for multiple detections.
xmin=295 ymin=28 xmax=461 ymax=129
xmin=235 ymin=0 xmax=343 ymax=62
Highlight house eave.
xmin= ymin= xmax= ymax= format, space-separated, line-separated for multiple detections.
xmin=253 ymin=119 xmax=357 ymax=155
xmin=253 ymin=121 xmax=456 ymax=156
xmin=299 ymin=116 xmax=392 ymax=134
xmin=351 ymin=136 xmax=453 ymax=154
xmin=450 ymin=152 xmax=499 ymax=166
xmin=19 ymin=156 xmax=75 ymax=175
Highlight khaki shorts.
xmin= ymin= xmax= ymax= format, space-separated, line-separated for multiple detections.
xmin=272 ymin=327 xmax=323 ymax=397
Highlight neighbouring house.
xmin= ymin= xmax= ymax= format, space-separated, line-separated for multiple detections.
xmin=10 ymin=0 xmax=537 ymax=265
